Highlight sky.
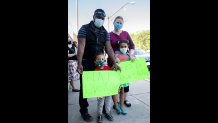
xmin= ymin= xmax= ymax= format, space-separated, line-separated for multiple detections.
xmin=68 ymin=0 xmax=150 ymax=38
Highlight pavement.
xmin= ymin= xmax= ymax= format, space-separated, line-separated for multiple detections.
xmin=68 ymin=79 xmax=150 ymax=123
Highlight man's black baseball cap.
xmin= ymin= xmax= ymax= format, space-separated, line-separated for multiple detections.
xmin=94 ymin=9 xmax=106 ymax=18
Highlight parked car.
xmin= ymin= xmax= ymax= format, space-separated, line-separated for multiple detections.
xmin=134 ymin=48 xmax=150 ymax=71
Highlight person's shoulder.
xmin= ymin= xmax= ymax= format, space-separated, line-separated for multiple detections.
xmin=78 ymin=24 xmax=89 ymax=38
xmin=101 ymin=26 xmax=108 ymax=33
xmin=109 ymin=31 xmax=114 ymax=34
xmin=109 ymin=31 xmax=114 ymax=38
xmin=80 ymin=24 xmax=89 ymax=29
xmin=121 ymin=30 xmax=130 ymax=35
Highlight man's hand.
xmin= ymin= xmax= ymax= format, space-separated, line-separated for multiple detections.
xmin=111 ymin=63 xmax=121 ymax=71
xmin=77 ymin=64 xmax=83 ymax=74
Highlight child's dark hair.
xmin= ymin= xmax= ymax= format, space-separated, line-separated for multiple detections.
xmin=95 ymin=51 xmax=104 ymax=59
xmin=116 ymin=40 xmax=129 ymax=47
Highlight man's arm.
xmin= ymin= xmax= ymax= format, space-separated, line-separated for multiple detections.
xmin=77 ymin=26 xmax=87 ymax=74
xmin=77 ymin=38 xmax=86 ymax=74
xmin=105 ymin=41 xmax=121 ymax=71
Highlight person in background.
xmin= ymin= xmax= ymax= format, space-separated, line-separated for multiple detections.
xmin=68 ymin=34 xmax=80 ymax=92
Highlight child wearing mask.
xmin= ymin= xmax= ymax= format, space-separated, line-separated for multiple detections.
xmin=94 ymin=52 xmax=114 ymax=123
xmin=112 ymin=40 xmax=136 ymax=115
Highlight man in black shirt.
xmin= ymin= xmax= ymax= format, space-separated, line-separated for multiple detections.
xmin=77 ymin=9 xmax=121 ymax=122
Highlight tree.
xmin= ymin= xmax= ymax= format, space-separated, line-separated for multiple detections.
xmin=130 ymin=31 xmax=150 ymax=51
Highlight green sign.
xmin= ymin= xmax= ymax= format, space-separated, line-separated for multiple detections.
xmin=82 ymin=71 xmax=120 ymax=98
xmin=82 ymin=58 xmax=150 ymax=98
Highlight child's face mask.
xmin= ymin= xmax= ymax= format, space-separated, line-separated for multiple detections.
xmin=120 ymin=48 xmax=128 ymax=54
xmin=95 ymin=60 xmax=105 ymax=68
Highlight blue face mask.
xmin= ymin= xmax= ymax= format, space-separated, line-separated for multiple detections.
xmin=96 ymin=60 xmax=105 ymax=68
xmin=114 ymin=22 xmax=122 ymax=30
xmin=94 ymin=18 xmax=104 ymax=28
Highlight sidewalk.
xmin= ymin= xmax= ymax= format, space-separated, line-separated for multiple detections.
xmin=68 ymin=79 xmax=150 ymax=123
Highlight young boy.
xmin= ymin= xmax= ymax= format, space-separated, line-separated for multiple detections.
xmin=94 ymin=52 xmax=114 ymax=123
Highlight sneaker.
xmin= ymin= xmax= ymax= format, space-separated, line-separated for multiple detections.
xmin=124 ymin=100 xmax=131 ymax=107
xmin=115 ymin=104 xmax=122 ymax=115
xmin=97 ymin=115 xmax=103 ymax=123
xmin=113 ymin=102 xmax=119 ymax=109
xmin=120 ymin=107 xmax=127 ymax=115
xmin=104 ymin=113 xmax=114 ymax=121
xmin=81 ymin=113 xmax=93 ymax=122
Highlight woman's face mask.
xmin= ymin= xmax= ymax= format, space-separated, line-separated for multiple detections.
xmin=114 ymin=22 xmax=122 ymax=30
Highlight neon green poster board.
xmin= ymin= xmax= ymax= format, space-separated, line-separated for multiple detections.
xmin=82 ymin=71 xmax=120 ymax=98
xmin=82 ymin=58 xmax=150 ymax=98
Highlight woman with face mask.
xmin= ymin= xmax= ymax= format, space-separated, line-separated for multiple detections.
xmin=109 ymin=16 xmax=136 ymax=108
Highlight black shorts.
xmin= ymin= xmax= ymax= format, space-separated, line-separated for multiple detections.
xmin=124 ymin=85 xmax=129 ymax=92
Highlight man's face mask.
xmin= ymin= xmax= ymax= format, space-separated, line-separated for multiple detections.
xmin=120 ymin=48 xmax=128 ymax=54
xmin=94 ymin=18 xmax=104 ymax=28
xmin=114 ymin=22 xmax=122 ymax=30
xmin=95 ymin=60 xmax=105 ymax=68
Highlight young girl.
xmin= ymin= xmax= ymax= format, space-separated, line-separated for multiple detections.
xmin=112 ymin=40 xmax=136 ymax=115
xmin=94 ymin=52 xmax=114 ymax=123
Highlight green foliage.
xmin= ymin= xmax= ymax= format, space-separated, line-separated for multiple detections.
xmin=130 ymin=31 xmax=150 ymax=51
